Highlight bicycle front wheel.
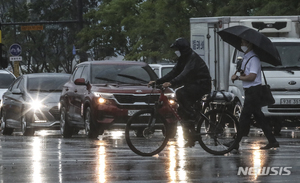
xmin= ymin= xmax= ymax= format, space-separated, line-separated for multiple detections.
xmin=197 ymin=109 xmax=239 ymax=155
xmin=125 ymin=109 xmax=169 ymax=156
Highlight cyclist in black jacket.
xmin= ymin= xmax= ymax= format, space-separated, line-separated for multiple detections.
xmin=149 ymin=38 xmax=211 ymax=147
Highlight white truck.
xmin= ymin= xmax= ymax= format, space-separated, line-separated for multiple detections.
xmin=190 ymin=16 xmax=300 ymax=134
xmin=149 ymin=63 xmax=175 ymax=78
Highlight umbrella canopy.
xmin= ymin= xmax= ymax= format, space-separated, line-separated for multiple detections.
xmin=217 ymin=25 xmax=281 ymax=66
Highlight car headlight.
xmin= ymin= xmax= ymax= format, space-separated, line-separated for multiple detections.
xmin=98 ymin=97 xmax=106 ymax=104
xmin=93 ymin=92 xmax=113 ymax=98
xmin=58 ymin=102 xmax=61 ymax=110
xmin=93 ymin=92 xmax=114 ymax=104
xmin=30 ymin=100 xmax=46 ymax=111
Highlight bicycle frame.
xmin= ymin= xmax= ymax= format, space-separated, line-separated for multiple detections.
xmin=126 ymin=84 xmax=240 ymax=156
xmin=151 ymin=85 xmax=210 ymax=126
xmin=153 ymin=85 xmax=236 ymax=138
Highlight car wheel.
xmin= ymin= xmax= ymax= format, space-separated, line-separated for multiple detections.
xmin=1 ymin=112 xmax=14 ymax=135
xmin=84 ymin=107 xmax=98 ymax=139
xmin=21 ymin=115 xmax=35 ymax=136
xmin=60 ymin=106 xmax=73 ymax=138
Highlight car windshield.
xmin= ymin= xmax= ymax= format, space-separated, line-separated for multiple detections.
xmin=261 ymin=42 xmax=300 ymax=68
xmin=162 ymin=67 xmax=173 ymax=77
xmin=0 ymin=73 xmax=15 ymax=88
xmin=91 ymin=64 xmax=157 ymax=84
xmin=27 ymin=76 xmax=69 ymax=92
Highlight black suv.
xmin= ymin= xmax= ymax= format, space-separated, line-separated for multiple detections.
xmin=59 ymin=61 xmax=178 ymax=138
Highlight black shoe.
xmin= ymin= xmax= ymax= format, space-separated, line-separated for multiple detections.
xmin=183 ymin=133 xmax=197 ymax=148
xmin=184 ymin=140 xmax=195 ymax=148
xmin=223 ymin=140 xmax=239 ymax=150
xmin=260 ymin=142 xmax=279 ymax=150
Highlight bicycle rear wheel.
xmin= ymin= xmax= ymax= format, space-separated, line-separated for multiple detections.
xmin=196 ymin=109 xmax=239 ymax=155
xmin=125 ymin=109 xmax=169 ymax=156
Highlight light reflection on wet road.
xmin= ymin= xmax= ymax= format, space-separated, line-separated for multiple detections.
xmin=1 ymin=127 xmax=300 ymax=182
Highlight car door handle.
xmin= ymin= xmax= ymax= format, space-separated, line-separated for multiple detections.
xmin=74 ymin=89 xmax=78 ymax=93
xmin=65 ymin=88 xmax=69 ymax=91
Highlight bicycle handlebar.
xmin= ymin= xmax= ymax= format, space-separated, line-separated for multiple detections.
xmin=149 ymin=83 xmax=166 ymax=90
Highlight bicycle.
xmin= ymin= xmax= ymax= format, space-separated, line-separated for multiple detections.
xmin=125 ymin=84 xmax=240 ymax=156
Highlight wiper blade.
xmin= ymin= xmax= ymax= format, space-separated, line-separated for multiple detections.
xmin=48 ymin=89 xmax=62 ymax=92
xmin=29 ymin=89 xmax=49 ymax=92
xmin=95 ymin=76 xmax=117 ymax=82
xmin=95 ymin=76 xmax=127 ymax=84
xmin=262 ymin=66 xmax=274 ymax=68
xmin=117 ymin=74 xmax=148 ymax=83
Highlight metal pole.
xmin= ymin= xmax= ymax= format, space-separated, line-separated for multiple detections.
xmin=12 ymin=0 xmax=20 ymax=76
xmin=0 ymin=22 xmax=2 ymax=68
xmin=0 ymin=22 xmax=2 ymax=44
xmin=13 ymin=0 xmax=16 ymax=41
xmin=78 ymin=0 xmax=83 ymax=29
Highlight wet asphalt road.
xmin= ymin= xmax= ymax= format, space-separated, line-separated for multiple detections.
xmin=1 ymin=127 xmax=300 ymax=183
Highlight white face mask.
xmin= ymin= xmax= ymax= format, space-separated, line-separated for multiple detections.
xmin=241 ymin=46 xmax=248 ymax=53
xmin=174 ymin=51 xmax=181 ymax=57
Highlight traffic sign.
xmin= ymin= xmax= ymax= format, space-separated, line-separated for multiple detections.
xmin=9 ymin=44 xmax=22 ymax=56
xmin=10 ymin=56 xmax=22 ymax=61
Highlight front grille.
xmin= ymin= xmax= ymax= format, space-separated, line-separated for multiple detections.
xmin=114 ymin=94 xmax=159 ymax=104
xmin=268 ymin=104 xmax=300 ymax=113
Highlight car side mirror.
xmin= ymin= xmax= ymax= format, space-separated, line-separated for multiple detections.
xmin=74 ymin=78 xmax=86 ymax=85
xmin=12 ymin=88 xmax=23 ymax=95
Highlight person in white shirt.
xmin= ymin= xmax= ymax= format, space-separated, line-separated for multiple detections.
xmin=231 ymin=39 xmax=279 ymax=150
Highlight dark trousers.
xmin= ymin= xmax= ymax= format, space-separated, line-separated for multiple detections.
xmin=176 ymin=81 xmax=211 ymax=122
xmin=176 ymin=82 xmax=211 ymax=139
xmin=237 ymin=85 xmax=277 ymax=144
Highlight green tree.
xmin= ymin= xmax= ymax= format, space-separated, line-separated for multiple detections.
xmin=215 ymin=0 xmax=300 ymax=16
xmin=255 ymin=0 xmax=300 ymax=15
xmin=214 ymin=0 xmax=263 ymax=16
xmin=79 ymin=0 xmax=219 ymax=63
xmin=4 ymin=0 xmax=299 ymax=71
xmin=1 ymin=0 xmax=97 ymax=73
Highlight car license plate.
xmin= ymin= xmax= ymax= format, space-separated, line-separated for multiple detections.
xmin=128 ymin=110 xmax=151 ymax=116
xmin=280 ymin=98 xmax=300 ymax=105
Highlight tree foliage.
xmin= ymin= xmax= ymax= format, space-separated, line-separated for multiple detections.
xmin=1 ymin=0 xmax=97 ymax=73
xmin=80 ymin=0 xmax=300 ymax=63
xmin=79 ymin=0 xmax=219 ymax=63
xmin=2 ymin=0 xmax=300 ymax=72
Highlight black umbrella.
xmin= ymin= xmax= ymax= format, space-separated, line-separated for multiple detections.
xmin=217 ymin=25 xmax=281 ymax=66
